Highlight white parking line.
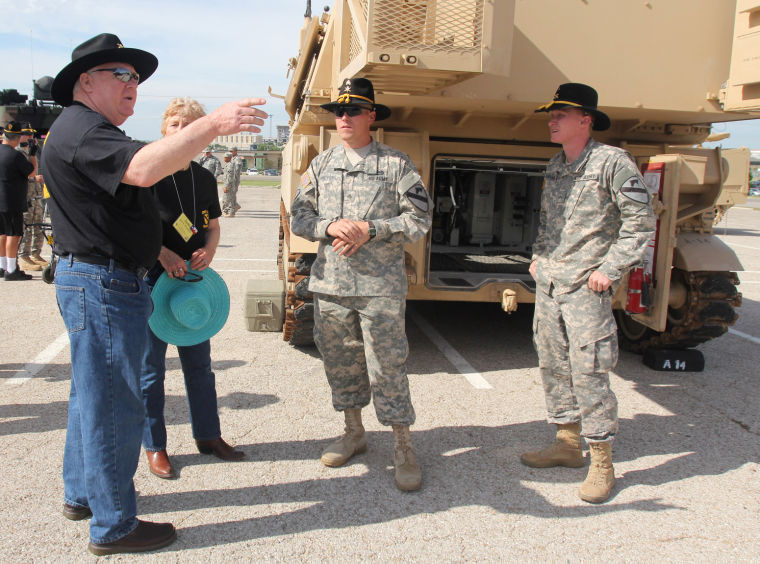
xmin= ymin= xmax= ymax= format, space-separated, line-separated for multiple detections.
xmin=726 ymin=242 xmax=759 ymax=251
xmin=408 ymin=311 xmax=493 ymax=389
xmin=216 ymin=269 xmax=278 ymax=273
xmin=6 ymin=332 xmax=69 ymax=386
xmin=728 ymin=328 xmax=760 ymax=345
xmin=214 ymin=258 xmax=276 ymax=262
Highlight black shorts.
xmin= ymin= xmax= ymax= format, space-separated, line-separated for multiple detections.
xmin=0 ymin=211 xmax=24 ymax=236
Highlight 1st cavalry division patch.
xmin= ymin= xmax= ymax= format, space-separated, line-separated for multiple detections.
xmin=405 ymin=184 xmax=429 ymax=212
xmin=620 ymin=176 xmax=650 ymax=203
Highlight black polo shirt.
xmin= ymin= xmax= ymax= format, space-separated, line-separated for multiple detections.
xmin=150 ymin=161 xmax=222 ymax=261
xmin=0 ymin=144 xmax=34 ymax=212
xmin=40 ymin=102 xmax=161 ymax=268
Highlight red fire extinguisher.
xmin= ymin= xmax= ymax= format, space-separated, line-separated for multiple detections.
xmin=626 ymin=266 xmax=651 ymax=314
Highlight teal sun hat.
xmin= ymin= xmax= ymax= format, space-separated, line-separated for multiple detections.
xmin=149 ymin=265 xmax=230 ymax=347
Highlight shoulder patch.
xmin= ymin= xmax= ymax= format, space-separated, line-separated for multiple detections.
xmin=405 ymin=184 xmax=429 ymax=212
xmin=300 ymin=172 xmax=312 ymax=189
xmin=620 ymin=176 xmax=650 ymax=204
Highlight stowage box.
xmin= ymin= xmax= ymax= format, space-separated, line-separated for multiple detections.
xmin=245 ymin=279 xmax=285 ymax=332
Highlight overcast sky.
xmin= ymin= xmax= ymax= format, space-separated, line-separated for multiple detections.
xmin=2 ymin=0 xmax=759 ymax=148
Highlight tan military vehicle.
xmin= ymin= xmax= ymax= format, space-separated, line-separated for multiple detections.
xmin=271 ymin=0 xmax=758 ymax=350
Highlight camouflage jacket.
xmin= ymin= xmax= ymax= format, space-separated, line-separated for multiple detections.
xmin=291 ymin=140 xmax=432 ymax=296
xmin=532 ymin=138 xmax=655 ymax=294
xmin=222 ymin=160 xmax=236 ymax=188
xmin=231 ymin=156 xmax=244 ymax=184
xmin=199 ymin=154 xmax=223 ymax=178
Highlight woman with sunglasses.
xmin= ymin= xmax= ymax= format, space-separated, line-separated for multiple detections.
xmin=140 ymin=97 xmax=244 ymax=480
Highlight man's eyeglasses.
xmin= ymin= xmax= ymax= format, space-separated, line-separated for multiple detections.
xmin=333 ymin=106 xmax=367 ymax=118
xmin=89 ymin=67 xmax=140 ymax=83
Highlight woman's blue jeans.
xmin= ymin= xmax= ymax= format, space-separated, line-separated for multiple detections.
xmin=55 ymin=258 xmax=151 ymax=544
xmin=140 ymin=329 xmax=222 ymax=451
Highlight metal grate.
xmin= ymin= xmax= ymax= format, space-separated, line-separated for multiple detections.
xmin=370 ymin=0 xmax=483 ymax=54
xmin=348 ymin=0 xmax=371 ymax=65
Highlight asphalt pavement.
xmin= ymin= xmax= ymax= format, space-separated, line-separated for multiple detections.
xmin=1 ymin=185 xmax=758 ymax=561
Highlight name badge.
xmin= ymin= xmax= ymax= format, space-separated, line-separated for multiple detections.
xmin=173 ymin=213 xmax=196 ymax=242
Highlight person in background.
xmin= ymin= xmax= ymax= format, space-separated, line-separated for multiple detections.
xmin=230 ymin=146 xmax=243 ymax=211
xmin=221 ymin=151 xmax=237 ymax=217
xmin=199 ymin=146 xmax=223 ymax=179
xmin=41 ymin=33 xmax=266 ymax=555
xmin=17 ymin=124 xmax=47 ymax=272
xmin=523 ymin=83 xmax=655 ymax=503
xmin=0 ymin=121 xmax=35 ymax=281
xmin=291 ymin=78 xmax=432 ymax=492
xmin=141 ymin=97 xmax=244 ymax=482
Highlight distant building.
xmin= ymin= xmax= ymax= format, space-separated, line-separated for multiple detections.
xmin=277 ymin=125 xmax=290 ymax=145
xmin=214 ymin=133 xmax=263 ymax=150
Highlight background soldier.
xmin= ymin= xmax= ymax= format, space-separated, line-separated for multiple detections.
xmin=221 ymin=151 xmax=237 ymax=216
xmin=17 ymin=124 xmax=47 ymax=271
xmin=291 ymin=78 xmax=432 ymax=492
xmin=230 ymin=146 xmax=243 ymax=211
xmin=199 ymin=146 xmax=223 ymax=179
xmin=523 ymin=83 xmax=655 ymax=503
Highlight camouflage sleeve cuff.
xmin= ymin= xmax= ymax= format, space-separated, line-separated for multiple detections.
xmin=597 ymin=263 xmax=622 ymax=282
xmin=316 ymin=219 xmax=334 ymax=239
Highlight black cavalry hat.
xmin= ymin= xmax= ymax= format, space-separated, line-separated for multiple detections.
xmin=534 ymin=82 xmax=610 ymax=131
xmin=2 ymin=121 xmax=24 ymax=134
xmin=52 ymin=33 xmax=158 ymax=107
xmin=320 ymin=77 xmax=391 ymax=121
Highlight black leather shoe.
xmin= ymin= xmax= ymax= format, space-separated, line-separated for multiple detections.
xmin=87 ymin=520 xmax=176 ymax=556
xmin=196 ymin=437 xmax=245 ymax=461
xmin=62 ymin=503 xmax=92 ymax=521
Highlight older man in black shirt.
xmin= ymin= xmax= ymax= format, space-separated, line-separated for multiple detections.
xmin=41 ymin=33 xmax=266 ymax=556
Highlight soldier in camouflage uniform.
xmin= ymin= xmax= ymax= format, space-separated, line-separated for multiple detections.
xmin=523 ymin=83 xmax=655 ymax=503
xmin=221 ymin=151 xmax=237 ymax=216
xmin=199 ymin=147 xmax=223 ymax=179
xmin=17 ymin=125 xmax=46 ymax=272
xmin=230 ymin=147 xmax=243 ymax=212
xmin=291 ymin=78 xmax=432 ymax=491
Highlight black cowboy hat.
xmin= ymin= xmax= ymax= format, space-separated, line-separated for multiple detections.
xmin=2 ymin=121 xmax=24 ymax=135
xmin=535 ymin=82 xmax=610 ymax=131
xmin=52 ymin=33 xmax=158 ymax=107
xmin=320 ymin=77 xmax=391 ymax=121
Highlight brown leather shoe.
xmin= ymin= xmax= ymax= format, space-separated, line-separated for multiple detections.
xmin=62 ymin=503 xmax=92 ymax=521
xmin=146 ymin=449 xmax=175 ymax=479
xmin=88 ymin=519 xmax=176 ymax=555
xmin=196 ymin=437 xmax=245 ymax=461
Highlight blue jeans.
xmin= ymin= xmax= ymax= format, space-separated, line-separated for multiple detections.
xmin=55 ymin=257 xmax=152 ymax=544
xmin=140 ymin=331 xmax=221 ymax=450
xmin=140 ymin=267 xmax=221 ymax=451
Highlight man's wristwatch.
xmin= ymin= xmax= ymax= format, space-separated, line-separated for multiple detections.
xmin=368 ymin=223 xmax=376 ymax=240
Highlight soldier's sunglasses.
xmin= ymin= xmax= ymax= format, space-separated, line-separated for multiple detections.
xmin=333 ymin=106 xmax=367 ymax=118
xmin=89 ymin=67 xmax=140 ymax=83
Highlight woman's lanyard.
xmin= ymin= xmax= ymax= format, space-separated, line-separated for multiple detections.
xmin=170 ymin=165 xmax=198 ymax=242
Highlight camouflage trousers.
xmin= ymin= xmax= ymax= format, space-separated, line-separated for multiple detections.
xmin=20 ymin=182 xmax=44 ymax=256
xmin=533 ymin=283 xmax=619 ymax=441
xmin=221 ymin=183 xmax=239 ymax=214
xmin=313 ymin=293 xmax=415 ymax=426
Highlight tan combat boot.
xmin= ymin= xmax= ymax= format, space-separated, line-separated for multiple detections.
xmin=520 ymin=423 xmax=585 ymax=468
xmin=30 ymin=252 xmax=48 ymax=265
xmin=18 ymin=256 xmax=42 ymax=271
xmin=392 ymin=425 xmax=422 ymax=491
xmin=578 ymin=441 xmax=615 ymax=503
xmin=320 ymin=408 xmax=367 ymax=467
